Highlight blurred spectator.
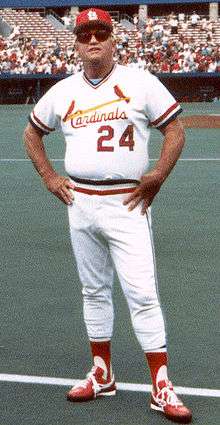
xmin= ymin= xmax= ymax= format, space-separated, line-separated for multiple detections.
xmin=180 ymin=19 xmax=188 ymax=32
xmin=171 ymin=61 xmax=181 ymax=73
xmin=120 ymin=31 xmax=129 ymax=48
xmin=201 ymin=17 xmax=208 ymax=31
xmin=207 ymin=59 xmax=217 ymax=72
xmin=191 ymin=12 xmax=200 ymax=27
xmin=9 ymin=25 xmax=20 ymax=40
xmin=31 ymin=38 xmax=38 ymax=48
xmin=160 ymin=60 xmax=170 ymax=72
xmin=137 ymin=54 xmax=146 ymax=70
xmin=178 ymin=12 xmax=185 ymax=23
xmin=161 ymin=33 xmax=169 ymax=48
xmin=169 ymin=16 xmax=178 ymax=34
xmin=145 ymin=23 xmax=153 ymax=41
xmin=153 ymin=21 xmax=164 ymax=41
xmin=62 ymin=11 xmax=72 ymax=29
xmin=26 ymin=58 xmax=36 ymax=73
xmin=133 ymin=14 xmax=138 ymax=27
xmin=53 ymin=37 xmax=61 ymax=57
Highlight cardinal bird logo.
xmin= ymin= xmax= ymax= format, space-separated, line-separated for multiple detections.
xmin=88 ymin=11 xmax=98 ymax=20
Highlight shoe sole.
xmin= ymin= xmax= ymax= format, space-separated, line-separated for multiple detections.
xmin=97 ymin=389 xmax=116 ymax=397
xmin=151 ymin=403 xmax=163 ymax=412
xmin=66 ymin=388 xmax=116 ymax=402
xmin=151 ymin=403 xmax=192 ymax=424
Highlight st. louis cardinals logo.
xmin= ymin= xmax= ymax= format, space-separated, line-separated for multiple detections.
xmin=88 ymin=11 xmax=98 ymax=20
xmin=63 ymin=86 xmax=130 ymax=129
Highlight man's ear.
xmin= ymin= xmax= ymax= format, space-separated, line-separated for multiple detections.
xmin=111 ymin=35 xmax=116 ymax=54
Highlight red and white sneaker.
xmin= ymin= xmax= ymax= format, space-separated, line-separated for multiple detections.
xmin=66 ymin=366 xmax=116 ymax=402
xmin=151 ymin=380 xmax=192 ymax=423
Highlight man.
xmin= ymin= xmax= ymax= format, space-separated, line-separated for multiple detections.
xmin=23 ymin=8 xmax=192 ymax=424
xmin=191 ymin=11 xmax=200 ymax=27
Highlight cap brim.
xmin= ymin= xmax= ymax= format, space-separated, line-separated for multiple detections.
xmin=74 ymin=21 xmax=113 ymax=34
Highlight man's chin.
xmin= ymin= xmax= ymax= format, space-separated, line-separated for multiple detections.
xmin=87 ymin=55 xmax=103 ymax=65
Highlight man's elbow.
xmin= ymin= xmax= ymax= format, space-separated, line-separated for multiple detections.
xmin=23 ymin=125 xmax=33 ymax=157
xmin=160 ymin=118 xmax=185 ymax=141
xmin=177 ymin=120 xmax=185 ymax=148
xmin=23 ymin=123 xmax=43 ymax=155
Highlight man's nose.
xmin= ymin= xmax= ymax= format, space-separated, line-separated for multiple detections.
xmin=90 ymin=34 xmax=98 ymax=43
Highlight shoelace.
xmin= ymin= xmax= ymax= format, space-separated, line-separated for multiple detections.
xmin=156 ymin=382 xmax=183 ymax=407
xmin=73 ymin=366 xmax=103 ymax=391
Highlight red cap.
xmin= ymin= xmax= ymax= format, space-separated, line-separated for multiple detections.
xmin=74 ymin=8 xmax=113 ymax=34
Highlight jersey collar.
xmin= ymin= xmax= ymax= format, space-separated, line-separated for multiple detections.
xmin=83 ymin=64 xmax=116 ymax=89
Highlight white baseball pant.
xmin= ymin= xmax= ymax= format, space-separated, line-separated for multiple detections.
xmin=68 ymin=180 xmax=166 ymax=352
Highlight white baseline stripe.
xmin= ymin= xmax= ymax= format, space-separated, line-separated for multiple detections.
xmin=0 ymin=373 xmax=219 ymax=398
xmin=0 ymin=158 xmax=220 ymax=162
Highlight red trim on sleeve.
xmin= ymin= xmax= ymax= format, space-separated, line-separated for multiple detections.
xmin=150 ymin=102 xmax=179 ymax=126
xmin=33 ymin=112 xmax=55 ymax=132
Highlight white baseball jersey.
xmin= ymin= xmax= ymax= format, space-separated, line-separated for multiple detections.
xmin=30 ymin=64 xmax=181 ymax=180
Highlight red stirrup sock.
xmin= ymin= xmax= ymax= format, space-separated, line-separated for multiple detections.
xmin=90 ymin=340 xmax=112 ymax=381
xmin=145 ymin=351 xmax=168 ymax=391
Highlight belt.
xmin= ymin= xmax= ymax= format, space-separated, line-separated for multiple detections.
xmin=68 ymin=175 xmax=139 ymax=196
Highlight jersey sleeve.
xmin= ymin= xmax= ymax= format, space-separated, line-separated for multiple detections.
xmin=29 ymin=85 xmax=60 ymax=135
xmin=144 ymin=72 xmax=182 ymax=128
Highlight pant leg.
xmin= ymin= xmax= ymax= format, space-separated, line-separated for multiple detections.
xmin=107 ymin=204 xmax=166 ymax=351
xmin=68 ymin=193 xmax=114 ymax=340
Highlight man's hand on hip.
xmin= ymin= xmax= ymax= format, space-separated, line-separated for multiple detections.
xmin=123 ymin=170 xmax=163 ymax=215
xmin=123 ymin=119 xmax=185 ymax=215
xmin=43 ymin=173 xmax=75 ymax=205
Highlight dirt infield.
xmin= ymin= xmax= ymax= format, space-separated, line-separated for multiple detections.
xmin=180 ymin=115 xmax=220 ymax=128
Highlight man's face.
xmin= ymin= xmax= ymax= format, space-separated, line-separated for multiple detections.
xmin=75 ymin=26 xmax=115 ymax=65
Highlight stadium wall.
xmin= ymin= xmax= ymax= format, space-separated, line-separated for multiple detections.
xmin=0 ymin=73 xmax=219 ymax=104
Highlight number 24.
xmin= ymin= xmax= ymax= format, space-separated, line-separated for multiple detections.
xmin=97 ymin=125 xmax=135 ymax=152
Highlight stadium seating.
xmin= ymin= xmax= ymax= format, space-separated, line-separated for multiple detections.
xmin=1 ymin=8 xmax=220 ymax=51
xmin=0 ymin=8 xmax=219 ymax=74
xmin=0 ymin=8 xmax=75 ymax=48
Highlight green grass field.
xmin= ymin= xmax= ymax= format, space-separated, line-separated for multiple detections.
xmin=0 ymin=103 xmax=219 ymax=425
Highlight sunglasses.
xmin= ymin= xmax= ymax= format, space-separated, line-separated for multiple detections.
xmin=76 ymin=29 xmax=111 ymax=44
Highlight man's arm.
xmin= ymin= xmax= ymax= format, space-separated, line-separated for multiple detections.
xmin=23 ymin=122 xmax=75 ymax=205
xmin=123 ymin=118 xmax=185 ymax=215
